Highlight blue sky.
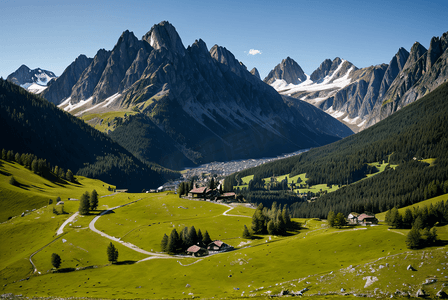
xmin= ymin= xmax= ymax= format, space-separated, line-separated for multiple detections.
xmin=1 ymin=0 xmax=447 ymax=80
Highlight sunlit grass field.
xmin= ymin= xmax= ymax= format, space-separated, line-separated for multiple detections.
xmin=2 ymin=160 xmax=448 ymax=299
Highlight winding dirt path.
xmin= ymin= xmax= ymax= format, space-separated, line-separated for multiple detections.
xmin=56 ymin=212 xmax=79 ymax=235
xmin=88 ymin=199 xmax=173 ymax=261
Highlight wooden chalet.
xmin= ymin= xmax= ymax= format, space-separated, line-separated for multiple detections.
xmin=188 ymin=187 xmax=211 ymax=199
xmin=347 ymin=212 xmax=360 ymax=224
xmin=207 ymin=240 xmax=233 ymax=253
xmin=186 ymin=245 xmax=208 ymax=257
xmin=357 ymin=213 xmax=378 ymax=225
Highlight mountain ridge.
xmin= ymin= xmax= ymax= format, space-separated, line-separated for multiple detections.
xmin=37 ymin=21 xmax=353 ymax=170
xmin=265 ymin=30 xmax=448 ymax=132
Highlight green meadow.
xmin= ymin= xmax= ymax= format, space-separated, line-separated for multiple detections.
xmin=2 ymin=160 xmax=448 ymax=299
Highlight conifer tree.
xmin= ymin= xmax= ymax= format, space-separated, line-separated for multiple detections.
xmin=90 ymin=189 xmax=99 ymax=210
xmin=167 ymin=228 xmax=180 ymax=254
xmin=66 ymin=169 xmax=74 ymax=182
xmin=107 ymin=242 xmax=119 ymax=263
xmin=188 ymin=226 xmax=198 ymax=246
xmin=334 ymin=212 xmax=346 ymax=228
xmin=242 ymin=225 xmax=252 ymax=239
xmin=267 ymin=220 xmax=276 ymax=235
xmin=161 ymin=234 xmax=169 ymax=252
xmin=1 ymin=149 xmax=6 ymax=160
xmin=327 ymin=210 xmax=336 ymax=227
xmin=197 ymin=229 xmax=203 ymax=246
xmin=78 ymin=191 xmax=90 ymax=215
xmin=202 ymin=230 xmax=212 ymax=246
xmin=406 ymin=227 xmax=422 ymax=249
xmin=51 ymin=253 xmax=61 ymax=269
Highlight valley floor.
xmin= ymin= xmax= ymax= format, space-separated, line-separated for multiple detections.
xmin=2 ymin=189 xmax=448 ymax=299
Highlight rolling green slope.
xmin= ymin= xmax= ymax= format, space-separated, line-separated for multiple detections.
xmin=2 ymin=189 xmax=447 ymax=299
xmin=0 ymin=159 xmax=115 ymax=222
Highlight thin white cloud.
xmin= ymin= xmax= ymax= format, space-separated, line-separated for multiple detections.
xmin=248 ymin=49 xmax=262 ymax=55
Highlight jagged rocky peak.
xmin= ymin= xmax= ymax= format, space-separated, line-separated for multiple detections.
xmin=426 ymin=36 xmax=444 ymax=72
xmin=142 ymin=21 xmax=185 ymax=56
xmin=404 ymin=42 xmax=427 ymax=69
xmin=310 ymin=57 xmax=354 ymax=83
xmin=263 ymin=56 xmax=306 ymax=85
xmin=250 ymin=67 xmax=261 ymax=80
xmin=210 ymin=44 xmax=248 ymax=78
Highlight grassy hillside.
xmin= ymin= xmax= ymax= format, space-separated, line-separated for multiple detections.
xmin=0 ymin=159 xmax=114 ymax=223
xmin=2 ymin=183 xmax=448 ymax=299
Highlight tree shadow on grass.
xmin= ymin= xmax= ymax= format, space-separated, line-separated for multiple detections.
xmin=54 ymin=267 xmax=76 ymax=273
xmin=90 ymin=210 xmax=115 ymax=216
xmin=0 ymin=169 xmax=11 ymax=176
xmin=114 ymin=260 xmax=136 ymax=265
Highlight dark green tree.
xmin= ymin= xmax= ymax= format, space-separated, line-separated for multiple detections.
xmin=202 ymin=230 xmax=212 ymax=246
xmin=1 ymin=149 xmax=6 ymax=160
xmin=197 ymin=229 xmax=204 ymax=247
xmin=14 ymin=153 xmax=21 ymax=164
xmin=334 ymin=212 xmax=346 ymax=228
xmin=90 ymin=189 xmax=99 ymax=210
xmin=267 ymin=220 xmax=276 ymax=235
xmin=31 ymin=159 xmax=38 ymax=173
xmin=242 ymin=225 xmax=252 ymax=239
xmin=107 ymin=242 xmax=119 ymax=263
xmin=56 ymin=196 xmax=61 ymax=203
xmin=251 ymin=203 xmax=266 ymax=233
xmin=403 ymin=208 xmax=414 ymax=228
xmin=161 ymin=233 xmax=169 ymax=252
xmin=209 ymin=177 xmax=215 ymax=190
xmin=167 ymin=228 xmax=180 ymax=254
xmin=327 ymin=210 xmax=336 ymax=227
xmin=78 ymin=191 xmax=90 ymax=215
xmin=66 ymin=169 xmax=74 ymax=182
xmin=188 ymin=226 xmax=198 ymax=246
xmin=406 ymin=227 xmax=422 ymax=249
xmin=51 ymin=253 xmax=61 ymax=269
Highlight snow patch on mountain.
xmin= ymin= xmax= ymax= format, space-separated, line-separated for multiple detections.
xmin=325 ymin=107 xmax=345 ymax=119
xmin=26 ymin=83 xmax=47 ymax=94
xmin=272 ymin=65 xmax=355 ymax=95
xmin=61 ymin=97 xmax=93 ymax=113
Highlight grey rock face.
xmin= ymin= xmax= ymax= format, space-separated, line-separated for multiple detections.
xmin=41 ymin=54 xmax=92 ymax=104
xmin=142 ymin=21 xmax=185 ymax=56
xmin=310 ymin=57 xmax=345 ymax=82
xmin=91 ymin=30 xmax=149 ymax=104
xmin=364 ymin=31 xmax=448 ymax=129
xmin=263 ymin=57 xmax=307 ymax=85
xmin=70 ymin=49 xmax=111 ymax=103
xmin=250 ymin=67 xmax=261 ymax=80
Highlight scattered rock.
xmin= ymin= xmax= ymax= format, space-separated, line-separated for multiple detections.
xmin=436 ymin=289 xmax=448 ymax=298
xmin=407 ymin=265 xmax=416 ymax=271
xmin=185 ymin=284 xmax=190 ymax=288
xmin=363 ymin=276 xmax=378 ymax=288
xmin=416 ymin=289 xmax=427 ymax=297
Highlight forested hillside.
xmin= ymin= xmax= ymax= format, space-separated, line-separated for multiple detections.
xmin=226 ymin=82 xmax=448 ymax=217
xmin=0 ymin=79 xmax=177 ymax=191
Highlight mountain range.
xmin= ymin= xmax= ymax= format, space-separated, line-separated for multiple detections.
xmin=264 ymin=31 xmax=448 ymax=132
xmin=10 ymin=21 xmax=352 ymax=170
